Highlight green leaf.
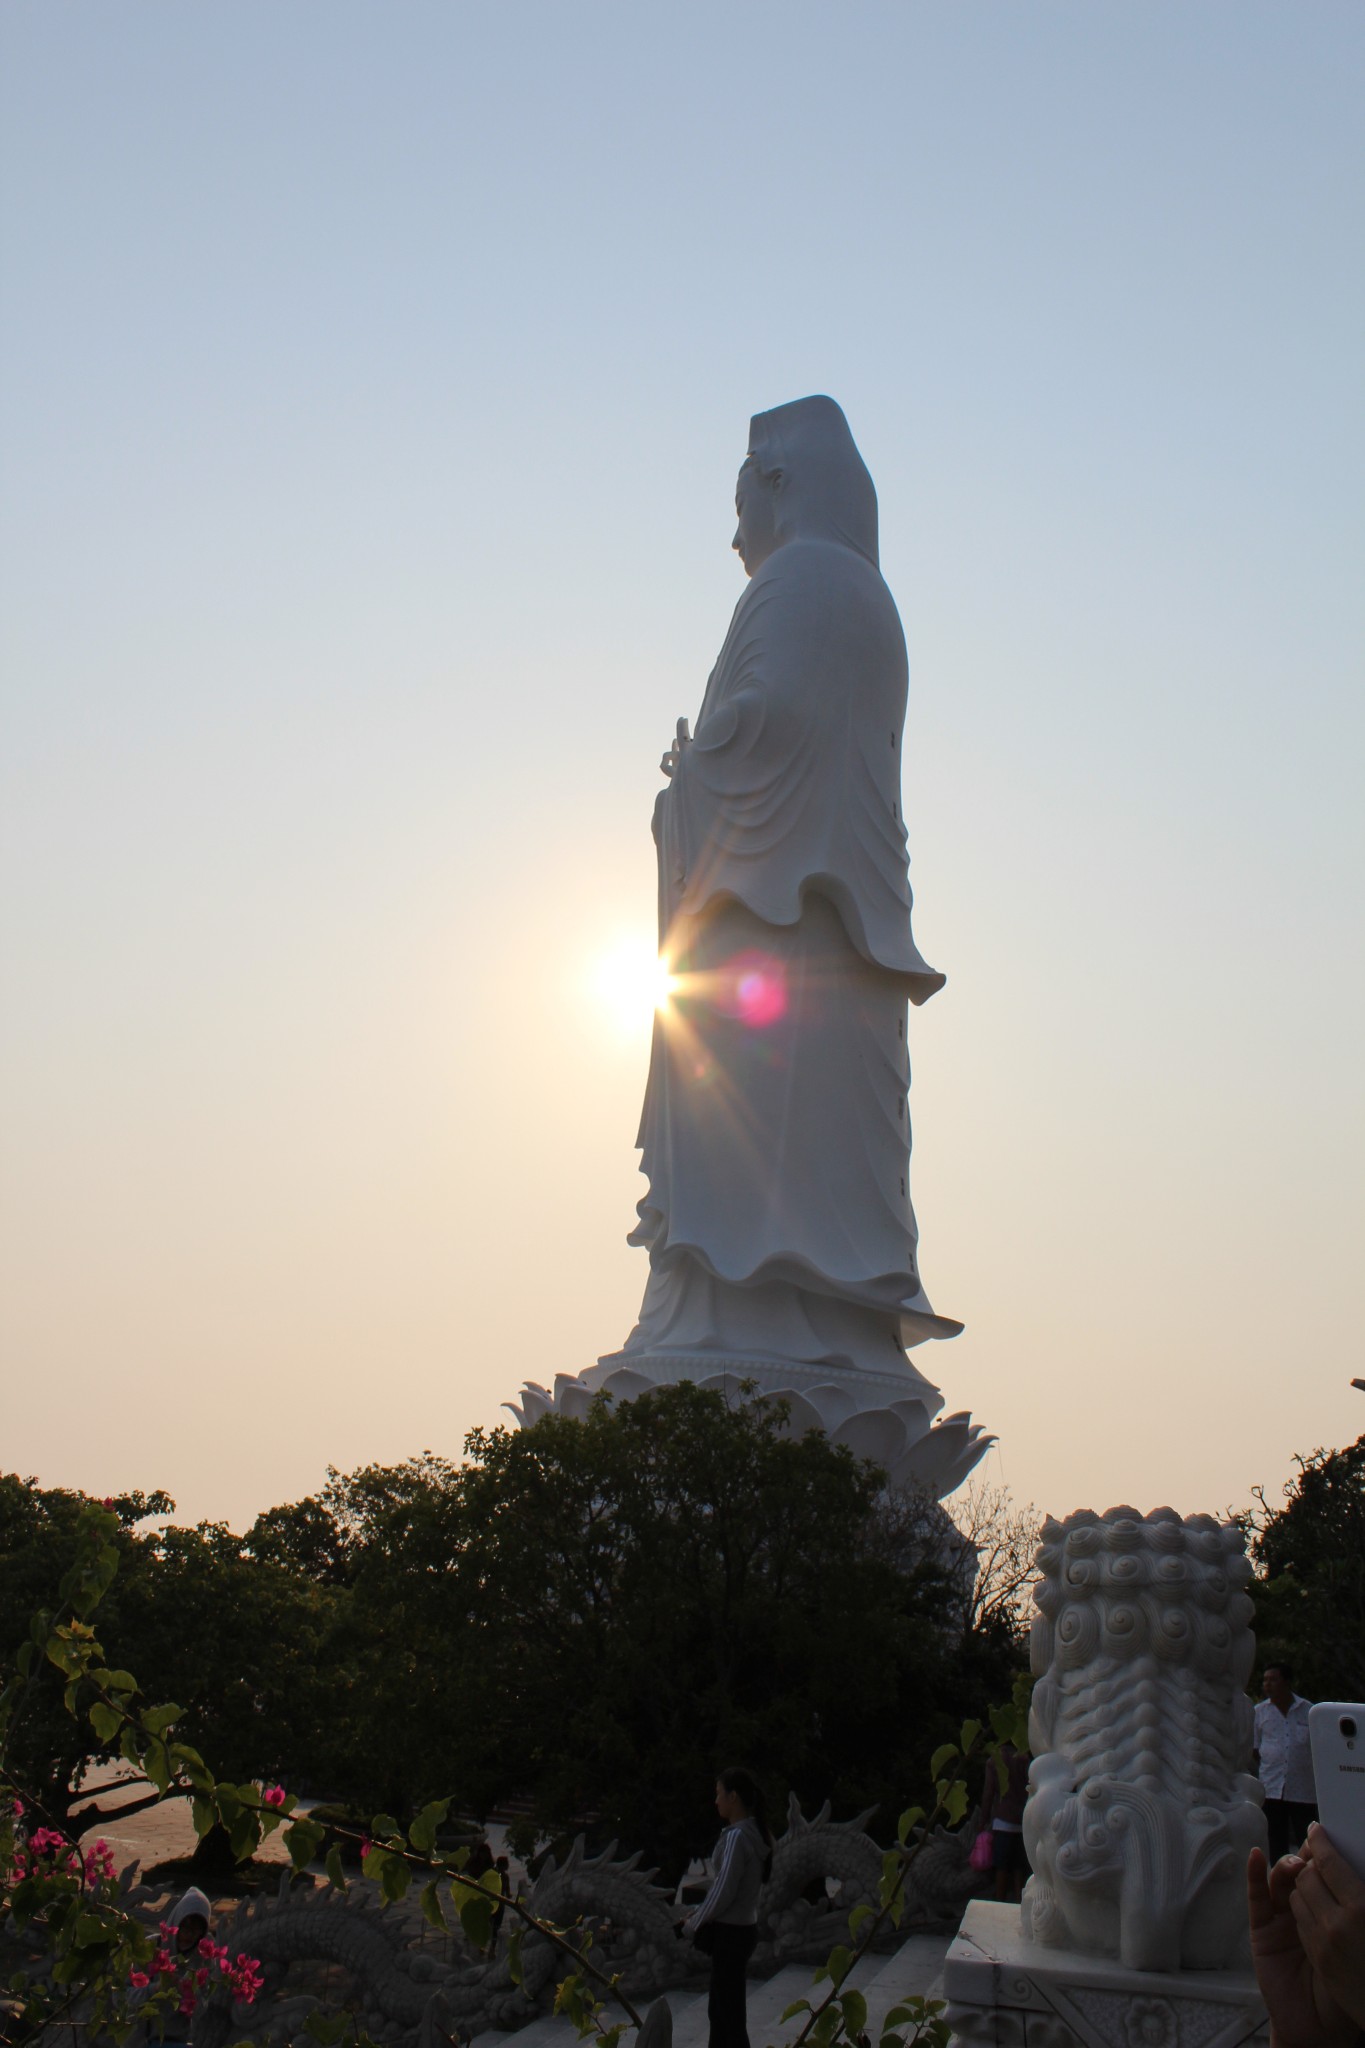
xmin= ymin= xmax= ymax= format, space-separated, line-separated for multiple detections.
xmin=408 ymin=1798 xmax=450 ymax=1856
xmin=841 ymin=1989 xmax=868 ymax=2037
xmin=781 ymin=2002 xmax=812 ymax=2023
xmin=16 ymin=1641 xmax=34 ymax=1677
xmin=118 ymin=1724 xmax=141 ymax=1769
xmin=325 ymin=1845 xmax=349 ymax=1893
xmin=229 ymin=1809 xmax=261 ymax=1863
xmin=884 ymin=2003 xmax=930 ymax=2029
xmin=458 ymin=1892 xmax=492 ymax=1947
xmin=419 ymin=1880 xmax=446 ymax=1930
xmin=552 ymin=1976 xmax=581 ymax=2020
xmin=140 ymin=1703 xmax=183 ymax=1737
xmin=305 ymin=2014 xmax=351 ymax=2046
xmin=895 ymin=1805 xmax=925 ymax=1846
xmin=812 ymin=2007 xmax=841 ymax=2048
xmin=90 ymin=1702 xmax=124 ymax=1744
xmin=826 ymin=1944 xmax=853 ymax=1989
xmin=74 ymin=1913 xmax=110 ymax=1949
xmin=943 ymin=1780 xmax=969 ymax=1826
xmin=191 ymin=1796 xmax=217 ymax=1841
xmin=371 ymin=1813 xmax=401 ymax=1843
xmin=848 ymin=1903 xmax=875 ymax=1941
xmin=143 ymin=1737 xmax=171 ymax=1795
xmin=284 ymin=1822 xmax=315 ymax=1872
xmin=169 ymin=1743 xmax=211 ymax=1790
xmin=480 ymin=1865 xmax=503 ymax=1896
xmin=929 ymin=1744 xmax=957 ymax=1781
xmin=380 ymin=1855 xmax=411 ymax=1904
xmin=959 ymin=1717 xmax=982 ymax=1753
xmin=215 ymin=1782 xmax=241 ymax=1823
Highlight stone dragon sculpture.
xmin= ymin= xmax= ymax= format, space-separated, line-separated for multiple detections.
xmin=1021 ymin=1506 xmax=1266 ymax=1972
xmin=115 ymin=1795 xmax=974 ymax=2047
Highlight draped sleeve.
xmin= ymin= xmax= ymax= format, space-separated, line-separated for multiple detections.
xmin=660 ymin=536 xmax=944 ymax=1003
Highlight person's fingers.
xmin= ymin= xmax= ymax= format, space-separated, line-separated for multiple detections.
xmin=1290 ymin=1861 xmax=1334 ymax=1946
xmin=1269 ymin=1856 xmax=1306 ymax=1913
xmin=1248 ymin=1847 xmax=1274 ymax=1928
xmin=1306 ymin=1824 xmax=1365 ymax=1909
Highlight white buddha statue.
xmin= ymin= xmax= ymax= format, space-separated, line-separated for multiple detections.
xmin=512 ymin=397 xmax=991 ymax=1499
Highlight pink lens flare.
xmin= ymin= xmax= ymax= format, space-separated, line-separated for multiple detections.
xmin=719 ymin=950 xmax=787 ymax=1029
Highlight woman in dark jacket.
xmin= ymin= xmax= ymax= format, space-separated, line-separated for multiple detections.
xmin=684 ymin=1768 xmax=775 ymax=2048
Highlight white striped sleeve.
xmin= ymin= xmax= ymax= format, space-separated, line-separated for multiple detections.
xmin=690 ymin=1829 xmax=740 ymax=1929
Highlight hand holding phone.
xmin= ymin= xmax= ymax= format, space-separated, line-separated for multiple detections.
xmin=1308 ymin=1704 xmax=1365 ymax=1880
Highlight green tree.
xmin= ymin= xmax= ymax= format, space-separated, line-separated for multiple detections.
xmin=1249 ymin=1433 xmax=1365 ymax=1699
xmin=0 ymin=1476 xmax=348 ymax=1851
xmin=306 ymin=1386 xmax=1024 ymax=1875
xmin=0 ymin=1478 xmax=173 ymax=1833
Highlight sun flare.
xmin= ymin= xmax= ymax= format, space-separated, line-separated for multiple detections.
xmin=589 ymin=934 xmax=675 ymax=1034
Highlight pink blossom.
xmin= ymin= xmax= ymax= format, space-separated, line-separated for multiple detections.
xmin=262 ymin=1784 xmax=286 ymax=1809
xmin=101 ymin=1497 xmax=115 ymax=1510
xmin=359 ymin=1837 xmax=372 ymax=1860
xmin=128 ymin=1971 xmax=150 ymax=1989
xmin=153 ymin=1949 xmax=175 ymax=1975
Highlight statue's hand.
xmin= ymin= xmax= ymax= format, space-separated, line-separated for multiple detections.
xmin=660 ymin=717 xmax=692 ymax=779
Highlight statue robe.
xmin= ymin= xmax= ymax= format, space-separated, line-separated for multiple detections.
xmin=622 ymin=528 xmax=960 ymax=1376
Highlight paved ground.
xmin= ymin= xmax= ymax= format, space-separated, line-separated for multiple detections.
xmin=472 ymin=1931 xmax=954 ymax=2048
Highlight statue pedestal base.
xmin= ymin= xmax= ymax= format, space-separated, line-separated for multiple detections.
xmin=943 ymin=1903 xmax=1267 ymax=2048
xmin=505 ymin=1351 xmax=993 ymax=1499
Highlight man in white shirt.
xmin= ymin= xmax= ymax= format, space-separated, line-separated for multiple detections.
xmin=1252 ymin=1659 xmax=1318 ymax=1863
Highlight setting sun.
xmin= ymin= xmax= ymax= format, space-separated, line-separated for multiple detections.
xmin=587 ymin=933 xmax=675 ymax=1035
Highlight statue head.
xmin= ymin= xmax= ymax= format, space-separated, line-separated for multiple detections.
xmin=735 ymin=394 xmax=880 ymax=573
xmin=732 ymin=457 xmax=782 ymax=578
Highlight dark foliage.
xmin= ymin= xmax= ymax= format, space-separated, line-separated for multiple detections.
xmin=1248 ymin=1434 xmax=1365 ymax=1700
xmin=2 ymin=1388 xmax=1027 ymax=1879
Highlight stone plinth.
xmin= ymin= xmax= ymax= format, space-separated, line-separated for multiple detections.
xmin=943 ymin=1902 xmax=1267 ymax=2048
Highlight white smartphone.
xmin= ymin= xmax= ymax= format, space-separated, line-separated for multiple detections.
xmin=1308 ymin=1702 xmax=1365 ymax=1879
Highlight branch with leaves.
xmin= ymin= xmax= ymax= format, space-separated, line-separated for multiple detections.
xmin=777 ymin=1687 xmax=1031 ymax=2048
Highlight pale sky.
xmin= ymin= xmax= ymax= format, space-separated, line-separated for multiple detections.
xmin=2 ymin=2 xmax=1362 ymax=1534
